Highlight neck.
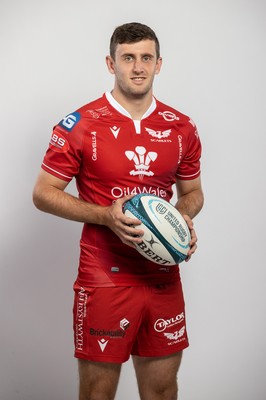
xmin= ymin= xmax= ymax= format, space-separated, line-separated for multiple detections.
xmin=110 ymin=89 xmax=153 ymax=120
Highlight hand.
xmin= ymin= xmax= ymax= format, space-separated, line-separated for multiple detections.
xmin=183 ymin=214 xmax=198 ymax=262
xmin=103 ymin=195 xmax=144 ymax=248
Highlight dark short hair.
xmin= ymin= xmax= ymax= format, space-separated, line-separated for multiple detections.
xmin=109 ymin=22 xmax=160 ymax=60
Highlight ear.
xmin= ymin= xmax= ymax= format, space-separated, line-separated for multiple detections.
xmin=106 ymin=55 xmax=115 ymax=74
xmin=155 ymin=57 xmax=163 ymax=75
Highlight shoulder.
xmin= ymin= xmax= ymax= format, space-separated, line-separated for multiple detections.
xmin=56 ymin=94 xmax=110 ymax=132
xmin=76 ymin=94 xmax=110 ymax=122
xmin=155 ymin=98 xmax=193 ymax=126
xmin=154 ymin=99 xmax=199 ymax=141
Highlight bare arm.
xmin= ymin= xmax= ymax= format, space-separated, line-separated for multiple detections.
xmin=175 ymin=176 xmax=204 ymax=260
xmin=32 ymin=169 xmax=143 ymax=247
xmin=175 ymin=176 xmax=204 ymax=219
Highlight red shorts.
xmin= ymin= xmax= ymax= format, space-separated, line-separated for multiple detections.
xmin=73 ymin=280 xmax=189 ymax=363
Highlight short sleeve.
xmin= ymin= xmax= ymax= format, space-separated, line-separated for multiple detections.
xmin=176 ymin=121 xmax=202 ymax=180
xmin=41 ymin=112 xmax=84 ymax=181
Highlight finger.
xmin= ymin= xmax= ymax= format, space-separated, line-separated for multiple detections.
xmin=120 ymin=230 xmax=144 ymax=248
xmin=183 ymin=214 xmax=193 ymax=228
xmin=185 ymin=243 xmax=197 ymax=262
xmin=189 ymin=226 xmax=197 ymax=243
xmin=112 ymin=198 xmax=142 ymax=226
xmin=114 ymin=194 xmax=137 ymax=208
xmin=124 ymin=225 xmax=144 ymax=238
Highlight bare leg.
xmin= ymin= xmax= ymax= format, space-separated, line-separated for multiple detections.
xmin=132 ymin=352 xmax=183 ymax=400
xmin=78 ymin=359 xmax=122 ymax=400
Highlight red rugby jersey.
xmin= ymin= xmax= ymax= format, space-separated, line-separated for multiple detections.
xmin=42 ymin=93 xmax=202 ymax=287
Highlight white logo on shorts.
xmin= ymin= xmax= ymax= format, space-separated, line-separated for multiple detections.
xmin=98 ymin=339 xmax=109 ymax=352
xmin=164 ymin=326 xmax=186 ymax=341
xmin=120 ymin=318 xmax=130 ymax=331
xmin=154 ymin=312 xmax=185 ymax=332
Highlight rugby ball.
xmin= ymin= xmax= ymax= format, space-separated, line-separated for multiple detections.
xmin=123 ymin=194 xmax=191 ymax=266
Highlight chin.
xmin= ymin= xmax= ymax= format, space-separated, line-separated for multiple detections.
xmin=128 ymin=87 xmax=151 ymax=98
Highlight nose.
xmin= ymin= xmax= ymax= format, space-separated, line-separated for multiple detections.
xmin=133 ymin=59 xmax=144 ymax=74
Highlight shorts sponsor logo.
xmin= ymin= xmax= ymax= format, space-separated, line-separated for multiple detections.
xmin=59 ymin=111 xmax=80 ymax=131
xmin=90 ymin=328 xmax=126 ymax=338
xmin=164 ymin=326 xmax=185 ymax=341
xmin=75 ymin=287 xmax=87 ymax=351
xmin=154 ymin=312 xmax=185 ymax=332
xmin=92 ymin=321 xmax=128 ymax=353
xmin=164 ymin=326 xmax=186 ymax=345
xmin=120 ymin=318 xmax=130 ymax=331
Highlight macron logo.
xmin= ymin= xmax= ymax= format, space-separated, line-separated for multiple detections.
xmin=98 ymin=339 xmax=109 ymax=352
xmin=110 ymin=126 xmax=120 ymax=139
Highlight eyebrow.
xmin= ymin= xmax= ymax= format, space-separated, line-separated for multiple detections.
xmin=121 ymin=53 xmax=155 ymax=58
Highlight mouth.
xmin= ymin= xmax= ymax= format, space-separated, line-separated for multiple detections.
xmin=131 ymin=77 xmax=146 ymax=83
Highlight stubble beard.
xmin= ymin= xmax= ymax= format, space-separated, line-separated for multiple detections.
xmin=117 ymin=77 xmax=154 ymax=100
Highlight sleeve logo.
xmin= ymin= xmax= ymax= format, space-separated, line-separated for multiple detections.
xmin=49 ymin=130 xmax=69 ymax=153
xmin=59 ymin=112 xmax=81 ymax=131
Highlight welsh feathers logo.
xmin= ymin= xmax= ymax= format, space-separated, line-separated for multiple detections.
xmin=125 ymin=146 xmax=157 ymax=180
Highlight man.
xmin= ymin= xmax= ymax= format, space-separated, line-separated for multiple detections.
xmin=33 ymin=22 xmax=204 ymax=400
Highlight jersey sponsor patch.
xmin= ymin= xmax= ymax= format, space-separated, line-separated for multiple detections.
xmin=49 ymin=129 xmax=69 ymax=153
xmin=59 ymin=111 xmax=81 ymax=131
xmin=158 ymin=111 xmax=180 ymax=121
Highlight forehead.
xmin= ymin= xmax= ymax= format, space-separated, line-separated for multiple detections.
xmin=115 ymin=39 xmax=157 ymax=57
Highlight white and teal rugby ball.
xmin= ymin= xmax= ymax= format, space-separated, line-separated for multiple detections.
xmin=123 ymin=194 xmax=191 ymax=266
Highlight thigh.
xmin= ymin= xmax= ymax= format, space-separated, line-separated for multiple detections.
xmin=132 ymin=281 xmax=189 ymax=358
xmin=78 ymin=359 xmax=121 ymax=400
xmin=73 ymin=284 xmax=146 ymax=363
xmin=132 ymin=352 xmax=183 ymax=400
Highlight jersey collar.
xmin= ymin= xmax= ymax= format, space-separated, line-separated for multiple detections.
xmin=105 ymin=92 xmax=156 ymax=120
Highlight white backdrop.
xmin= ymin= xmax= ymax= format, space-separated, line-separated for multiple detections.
xmin=1 ymin=0 xmax=266 ymax=399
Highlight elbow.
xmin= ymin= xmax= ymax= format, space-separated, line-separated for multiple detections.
xmin=195 ymin=189 xmax=204 ymax=216
xmin=199 ymin=189 xmax=204 ymax=211
xmin=32 ymin=185 xmax=46 ymax=212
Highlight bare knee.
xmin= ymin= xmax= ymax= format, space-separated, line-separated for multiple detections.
xmin=133 ymin=352 xmax=183 ymax=400
xmin=140 ymin=375 xmax=178 ymax=400
xmin=78 ymin=359 xmax=121 ymax=400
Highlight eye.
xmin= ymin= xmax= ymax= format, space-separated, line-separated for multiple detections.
xmin=124 ymin=55 xmax=134 ymax=62
xmin=142 ymin=55 xmax=153 ymax=62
